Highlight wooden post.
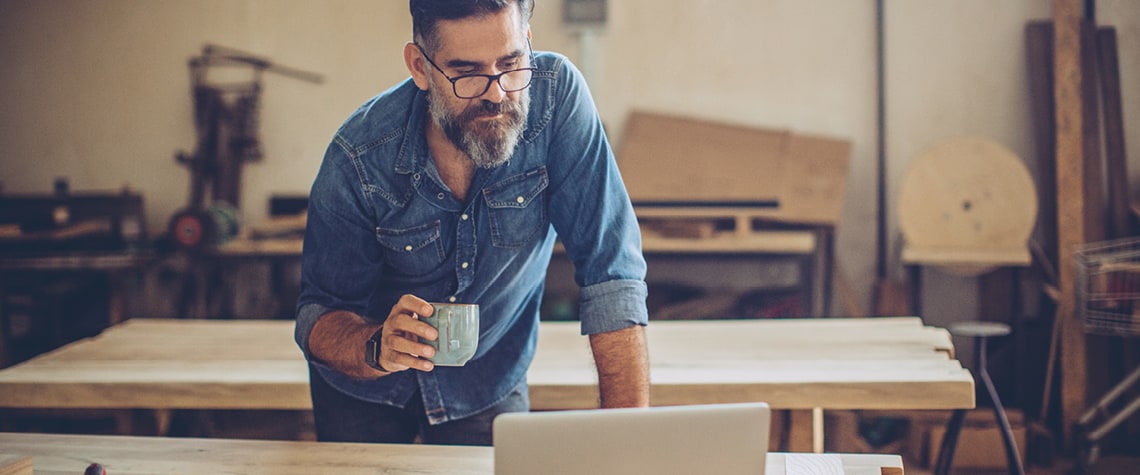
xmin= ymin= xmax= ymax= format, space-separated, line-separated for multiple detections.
xmin=1053 ymin=0 xmax=1104 ymax=446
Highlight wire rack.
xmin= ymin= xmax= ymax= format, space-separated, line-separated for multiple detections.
xmin=1072 ymin=236 xmax=1140 ymax=473
xmin=1075 ymin=236 xmax=1140 ymax=337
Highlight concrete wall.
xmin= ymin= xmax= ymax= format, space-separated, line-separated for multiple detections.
xmin=1 ymin=0 xmax=1137 ymax=327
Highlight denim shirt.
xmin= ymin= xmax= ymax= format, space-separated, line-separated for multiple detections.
xmin=295 ymin=52 xmax=648 ymax=425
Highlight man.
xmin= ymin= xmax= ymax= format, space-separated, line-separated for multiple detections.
xmin=295 ymin=0 xmax=649 ymax=446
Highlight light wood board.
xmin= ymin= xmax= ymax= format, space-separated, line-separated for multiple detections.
xmin=617 ymin=111 xmax=851 ymax=226
xmin=0 ymin=432 xmax=902 ymax=475
xmin=0 ymin=317 xmax=972 ymax=413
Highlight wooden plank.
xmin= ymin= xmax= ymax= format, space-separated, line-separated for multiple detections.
xmin=616 ymin=111 xmax=851 ymax=226
xmin=1097 ymin=27 xmax=1129 ymax=239
xmin=0 ymin=318 xmax=973 ymax=415
xmin=528 ymin=319 xmax=973 ymax=411
xmin=0 ymin=455 xmax=31 ymax=475
xmin=640 ymin=230 xmax=816 ymax=254
xmin=788 ymin=409 xmax=815 ymax=452
xmin=901 ymin=247 xmax=1031 ymax=268
xmin=1053 ymin=0 xmax=1105 ymax=446
xmin=1026 ymin=22 xmax=1059 ymax=274
xmin=0 ymin=432 xmax=903 ymax=475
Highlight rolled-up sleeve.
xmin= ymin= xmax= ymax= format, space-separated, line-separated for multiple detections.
xmin=294 ymin=302 xmax=332 ymax=361
xmin=578 ymin=279 xmax=649 ymax=335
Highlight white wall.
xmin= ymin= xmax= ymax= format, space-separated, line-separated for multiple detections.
xmin=1 ymin=0 xmax=1137 ymax=324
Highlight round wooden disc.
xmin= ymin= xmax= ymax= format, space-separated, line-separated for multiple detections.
xmin=898 ymin=138 xmax=1038 ymax=259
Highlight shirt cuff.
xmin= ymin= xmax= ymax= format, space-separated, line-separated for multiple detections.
xmin=295 ymin=302 xmax=333 ymax=362
xmin=578 ymin=279 xmax=649 ymax=335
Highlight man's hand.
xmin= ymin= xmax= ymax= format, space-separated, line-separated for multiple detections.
xmin=308 ymin=295 xmax=439 ymax=379
xmin=589 ymin=325 xmax=650 ymax=408
xmin=375 ymin=295 xmax=438 ymax=373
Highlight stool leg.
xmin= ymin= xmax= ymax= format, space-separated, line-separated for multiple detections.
xmin=933 ymin=408 xmax=966 ymax=475
xmin=978 ymin=336 xmax=1025 ymax=475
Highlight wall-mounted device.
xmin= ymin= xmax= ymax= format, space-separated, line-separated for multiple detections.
xmin=563 ymin=0 xmax=606 ymax=27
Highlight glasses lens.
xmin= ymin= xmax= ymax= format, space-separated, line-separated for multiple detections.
xmin=499 ymin=69 xmax=533 ymax=92
xmin=454 ymin=76 xmax=490 ymax=99
xmin=452 ymin=70 xmax=534 ymax=98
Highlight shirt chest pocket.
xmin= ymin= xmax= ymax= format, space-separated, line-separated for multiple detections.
xmin=375 ymin=220 xmax=445 ymax=276
xmin=482 ymin=167 xmax=549 ymax=248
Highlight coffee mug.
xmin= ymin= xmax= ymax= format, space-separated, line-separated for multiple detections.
xmin=421 ymin=303 xmax=479 ymax=366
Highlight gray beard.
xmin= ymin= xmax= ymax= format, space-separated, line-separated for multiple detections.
xmin=427 ymin=84 xmax=529 ymax=169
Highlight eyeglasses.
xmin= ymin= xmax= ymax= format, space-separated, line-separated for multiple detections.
xmin=416 ymin=43 xmax=536 ymax=99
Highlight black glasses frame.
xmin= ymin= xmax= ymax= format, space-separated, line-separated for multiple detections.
xmin=415 ymin=41 xmax=537 ymax=99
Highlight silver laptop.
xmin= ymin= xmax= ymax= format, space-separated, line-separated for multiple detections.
xmin=493 ymin=402 xmax=770 ymax=475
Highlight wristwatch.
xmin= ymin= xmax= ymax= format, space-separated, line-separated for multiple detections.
xmin=364 ymin=325 xmax=387 ymax=372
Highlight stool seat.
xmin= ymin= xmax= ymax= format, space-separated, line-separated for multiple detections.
xmin=949 ymin=321 xmax=1011 ymax=338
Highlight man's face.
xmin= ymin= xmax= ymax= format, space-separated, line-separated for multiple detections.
xmin=423 ymin=6 xmax=531 ymax=169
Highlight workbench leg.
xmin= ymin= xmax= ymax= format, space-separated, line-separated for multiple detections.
xmin=114 ymin=410 xmax=134 ymax=435
xmin=154 ymin=409 xmax=173 ymax=436
xmin=0 ymin=273 xmax=8 ymax=367
xmin=788 ymin=409 xmax=815 ymax=452
xmin=933 ymin=409 xmax=966 ymax=475
xmin=908 ymin=264 xmax=923 ymax=317
xmin=812 ymin=407 xmax=824 ymax=453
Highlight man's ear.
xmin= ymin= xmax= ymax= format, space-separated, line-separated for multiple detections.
xmin=405 ymin=42 xmax=430 ymax=91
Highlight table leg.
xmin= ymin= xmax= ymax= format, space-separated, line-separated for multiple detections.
xmin=933 ymin=408 xmax=966 ymax=475
xmin=788 ymin=409 xmax=814 ymax=452
xmin=812 ymin=407 xmax=824 ymax=453
xmin=0 ymin=272 xmax=8 ymax=367
xmin=154 ymin=409 xmax=173 ymax=436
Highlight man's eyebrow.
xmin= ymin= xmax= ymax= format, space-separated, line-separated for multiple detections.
xmin=443 ymin=48 xmax=527 ymax=70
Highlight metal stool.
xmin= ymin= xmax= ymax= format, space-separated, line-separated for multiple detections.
xmin=933 ymin=321 xmax=1025 ymax=475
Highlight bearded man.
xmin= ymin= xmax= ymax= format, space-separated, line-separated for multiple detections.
xmin=295 ymin=0 xmax=649 ymax=446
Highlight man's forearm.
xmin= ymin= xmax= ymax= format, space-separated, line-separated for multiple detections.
xmin=589 ymin=324 xmax=650 ymax=408
xmin=309 ymin=310 xmax=386 ymax=379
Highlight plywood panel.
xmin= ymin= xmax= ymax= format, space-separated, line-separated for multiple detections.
xmin=617 ymin=111 xmax=851 ymax=226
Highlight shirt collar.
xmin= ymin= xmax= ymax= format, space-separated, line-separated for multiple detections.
xmin=394 ymin=87 xmax=430 ymax=176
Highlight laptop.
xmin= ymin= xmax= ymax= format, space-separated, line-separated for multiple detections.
xmin=493 ymin=402 xmax=770 ymax=475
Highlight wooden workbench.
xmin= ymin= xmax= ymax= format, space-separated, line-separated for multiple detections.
xmin=0 ymin=432 xmax=904 ymax=475
xmin=0 ymin=317 xmax=973 ymax=451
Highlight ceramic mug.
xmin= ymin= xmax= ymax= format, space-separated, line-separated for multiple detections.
xmin=421 ymin=303 xmax=479 ymax=366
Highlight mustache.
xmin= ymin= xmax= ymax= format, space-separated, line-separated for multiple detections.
xmin=462 ymin=99 xmax=520 ymax=122
xmin=464 ymin=100 xmax=501 ymax=119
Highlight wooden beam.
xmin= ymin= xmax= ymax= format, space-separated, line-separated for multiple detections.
xmin=1053 ymin=0 xmax=1105 ymax=446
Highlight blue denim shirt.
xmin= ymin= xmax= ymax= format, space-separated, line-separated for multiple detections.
xmin=295 ymin=52 xmax=648 ymax=425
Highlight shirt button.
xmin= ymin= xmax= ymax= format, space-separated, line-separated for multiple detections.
xmin=437 ymin=193 xmax=445 ymax=200
xmin=448 ymin=296 xmax=457 ymax=302
xmin=461 ymin=214 xmax=469 ymax=220
xmin=404 ymin=245 xmax=413 ymax=251
xmin=461 ymin=262 xmax=469 ymax=269
xmin=516 ymin=196 xmax=525 ymax=204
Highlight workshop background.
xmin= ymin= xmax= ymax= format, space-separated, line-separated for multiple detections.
xmin=1 ymin=0 xmax=1139 ymax=472
xmin=2 ymin=0 xmax=1137 ymax=328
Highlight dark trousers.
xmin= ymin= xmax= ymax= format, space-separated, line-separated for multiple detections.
xmin=308 ymin=366 xmax=528 ymax=446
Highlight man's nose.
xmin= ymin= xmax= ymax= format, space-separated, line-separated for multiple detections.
xmin=480 ymin=78 xmax=508 ymax=102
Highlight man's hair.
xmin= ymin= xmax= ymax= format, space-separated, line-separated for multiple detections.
xmin=410 ymin=0 xmax=533 ymax=54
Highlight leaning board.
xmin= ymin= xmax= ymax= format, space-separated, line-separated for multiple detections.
xmin=616 ymin=111 xmax=852 ymax=225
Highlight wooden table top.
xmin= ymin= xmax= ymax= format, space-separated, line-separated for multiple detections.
xmin=0 ymin=316 xmax=974 ymax=412
xmin=0 ymin=432 xmax=903 ymax=475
